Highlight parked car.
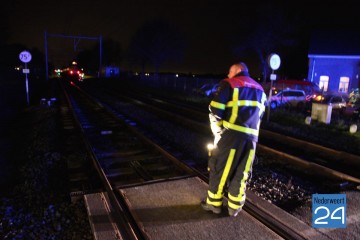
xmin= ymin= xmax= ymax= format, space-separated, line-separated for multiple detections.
xmin=315 ymin=94 xmax=347 ymax=112
xmin=269 ymin=89 xmax=307 ymax=109
xmin=193 ymin=83 xmax=219 ymax=97
xmin=263 ymin=79 xmax=322 ymax=100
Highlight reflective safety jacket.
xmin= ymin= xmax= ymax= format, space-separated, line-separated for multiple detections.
xmin=209 ymin=72 xmax=267 ymax=142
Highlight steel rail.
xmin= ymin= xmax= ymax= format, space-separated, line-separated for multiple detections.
xmin=113 ymin=89 xmax=360 ymax=184
xmin=61 ymin=81 xmax=144 ymax=240
xmin=66 ymin=81 xmax=314 ymax=240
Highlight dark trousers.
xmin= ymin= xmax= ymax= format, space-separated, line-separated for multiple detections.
xmin=206 ymin=130 xmax=256 ymax=210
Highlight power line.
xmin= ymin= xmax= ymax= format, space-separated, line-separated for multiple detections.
xmin=44 ymin=31 xmax=102 ymax=80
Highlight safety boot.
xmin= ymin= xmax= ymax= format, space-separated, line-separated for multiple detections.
xmin=201 ymin=200 xmax=221 ymax=214
xmin=228 ymin=207 xmax=242 ymax=217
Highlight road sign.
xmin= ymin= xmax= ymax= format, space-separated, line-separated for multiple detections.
xmin=270 ymin=74 xmax=277 ymax=81
xmin=19 ymin=51 xmax=32 ymax=63
xmin=19 ymin=51 xmax=31 ymax=105
xmin=268 ymin=53 xmax=281 ymax=70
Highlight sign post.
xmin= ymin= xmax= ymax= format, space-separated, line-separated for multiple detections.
xmin=19 ymin=50 xmax=32 ymax=105
xmin=266 ymin=53 xmax=281 ymax=122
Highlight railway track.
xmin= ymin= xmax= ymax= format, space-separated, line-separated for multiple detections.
xmin=60 ymin=80 xmax=322 ymax=239
xmin=80 ymin=79 xmax=360 ymax=186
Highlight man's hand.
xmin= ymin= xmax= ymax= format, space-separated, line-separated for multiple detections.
xmin=214 ymin=134 xmax=221 ymax=146
xmin=209 ymin=113 xmax=223 ymax=147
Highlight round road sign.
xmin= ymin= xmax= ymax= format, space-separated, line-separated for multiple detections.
xmin=19 ymin=51 xmax=32 ymax=63
xmin=268 ymin=53 xmax=281 ymax=70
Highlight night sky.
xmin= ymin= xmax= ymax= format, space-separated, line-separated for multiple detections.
xmin=5 ymin=0 xmax=360 ymax=77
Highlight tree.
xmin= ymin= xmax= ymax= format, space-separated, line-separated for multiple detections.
xmin=232 ymin=3 xmax=304 ymax=81
xmin=128 ymin=18 xmax=186 ymax=75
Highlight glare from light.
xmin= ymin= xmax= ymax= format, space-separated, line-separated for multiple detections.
xmin=207 ymin=143 xmax=214 ymax=157
xmin=350 ymin=124 xmax=357 ymax=134
xmin=314 ymin=95 xmax=324 ymax=101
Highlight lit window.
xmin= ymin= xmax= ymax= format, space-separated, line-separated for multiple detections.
xmin=319 ymin=76 xmax=329 ymax=92
xmin=339 ymin=77 xmax=349 ymax=93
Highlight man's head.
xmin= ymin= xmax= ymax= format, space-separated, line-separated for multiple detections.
xmin=227 ymin=62 xmax=248 ymax=78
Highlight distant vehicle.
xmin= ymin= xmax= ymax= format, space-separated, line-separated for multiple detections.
xmin=318 ymin=95 xmax=347 ymax=112
xmin=270 ymin=89 xmax=307 ymax=109
xmin=59 ymin=60 xmax=85 ymax=81
xmin=61 ymin=66 xmax=84 ymax=81
xmin=264 ymin=79 xmax=322 ymax=101
xmin=193 ymin=83 xmax=219 ymax=97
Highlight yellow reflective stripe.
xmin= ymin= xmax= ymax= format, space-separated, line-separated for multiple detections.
xmin=240 ymin=100 xmax=260 ymax=107
xmin=223 ymin=121 xmax=259 ymax=136
xmin=228 ymin=201 xmax=243 ymax=210
xmin=206 ymin=198 xmax=223 ymax=207
xmin=210 ymin=100 xmax=225 ymax=110
xmin=238 ymin=149 xmax=255 ymax=199
xmin=228 ymin=192 xmax=246 ymax=202
xmin=226 ymin=100 xmax=263 ymax=108
xmin=233 ymin=88 xmax=239 ymax=101
xmin=207 ymin=149 xmax=236 ymax=205
xmin=227 ymin=149 xmax=254 ymax=210
xmin=207 ymin=190 xmax=223 ymax=200
xmin=216 ymin=149 xmax=236 ymax=196
xmin=229 ymin=89 xmax=239 ymax=123
xmin=216 ymin=120 xmax=223 ymax=127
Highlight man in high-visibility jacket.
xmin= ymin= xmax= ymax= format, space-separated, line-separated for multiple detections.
xmin=201 ymin=62 xmax=267 ymax=217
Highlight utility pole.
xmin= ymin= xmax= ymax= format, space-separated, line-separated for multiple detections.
xmin=44 ymin=31 xmax=48 ymax=80
xmin=99 ymin=35 xmax=102 ymax=78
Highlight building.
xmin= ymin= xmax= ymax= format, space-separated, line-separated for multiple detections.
xmin=307 ymin=30 xmax=360 ymax=94
xmin=103 ymin=66 xmax=120 ymax=78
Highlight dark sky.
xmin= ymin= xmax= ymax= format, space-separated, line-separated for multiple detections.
xmin=6 ymin=0 xmax=360 ymax=76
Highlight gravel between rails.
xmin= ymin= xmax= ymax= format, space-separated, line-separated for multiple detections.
xmin=0 ymin=78 xmax=352 ymax=239
xmin=0 ymin=105 xmax=93 ymax=239
xmin=0 ymin=76 xmax=94 ymax=240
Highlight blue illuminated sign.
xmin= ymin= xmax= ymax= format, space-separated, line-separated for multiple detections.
xmin=312 ymin=194 xmax=346 ymax=228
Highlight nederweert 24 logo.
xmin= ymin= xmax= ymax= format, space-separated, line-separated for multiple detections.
xmin=312 ymin=194 xmax=346 ymax=228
